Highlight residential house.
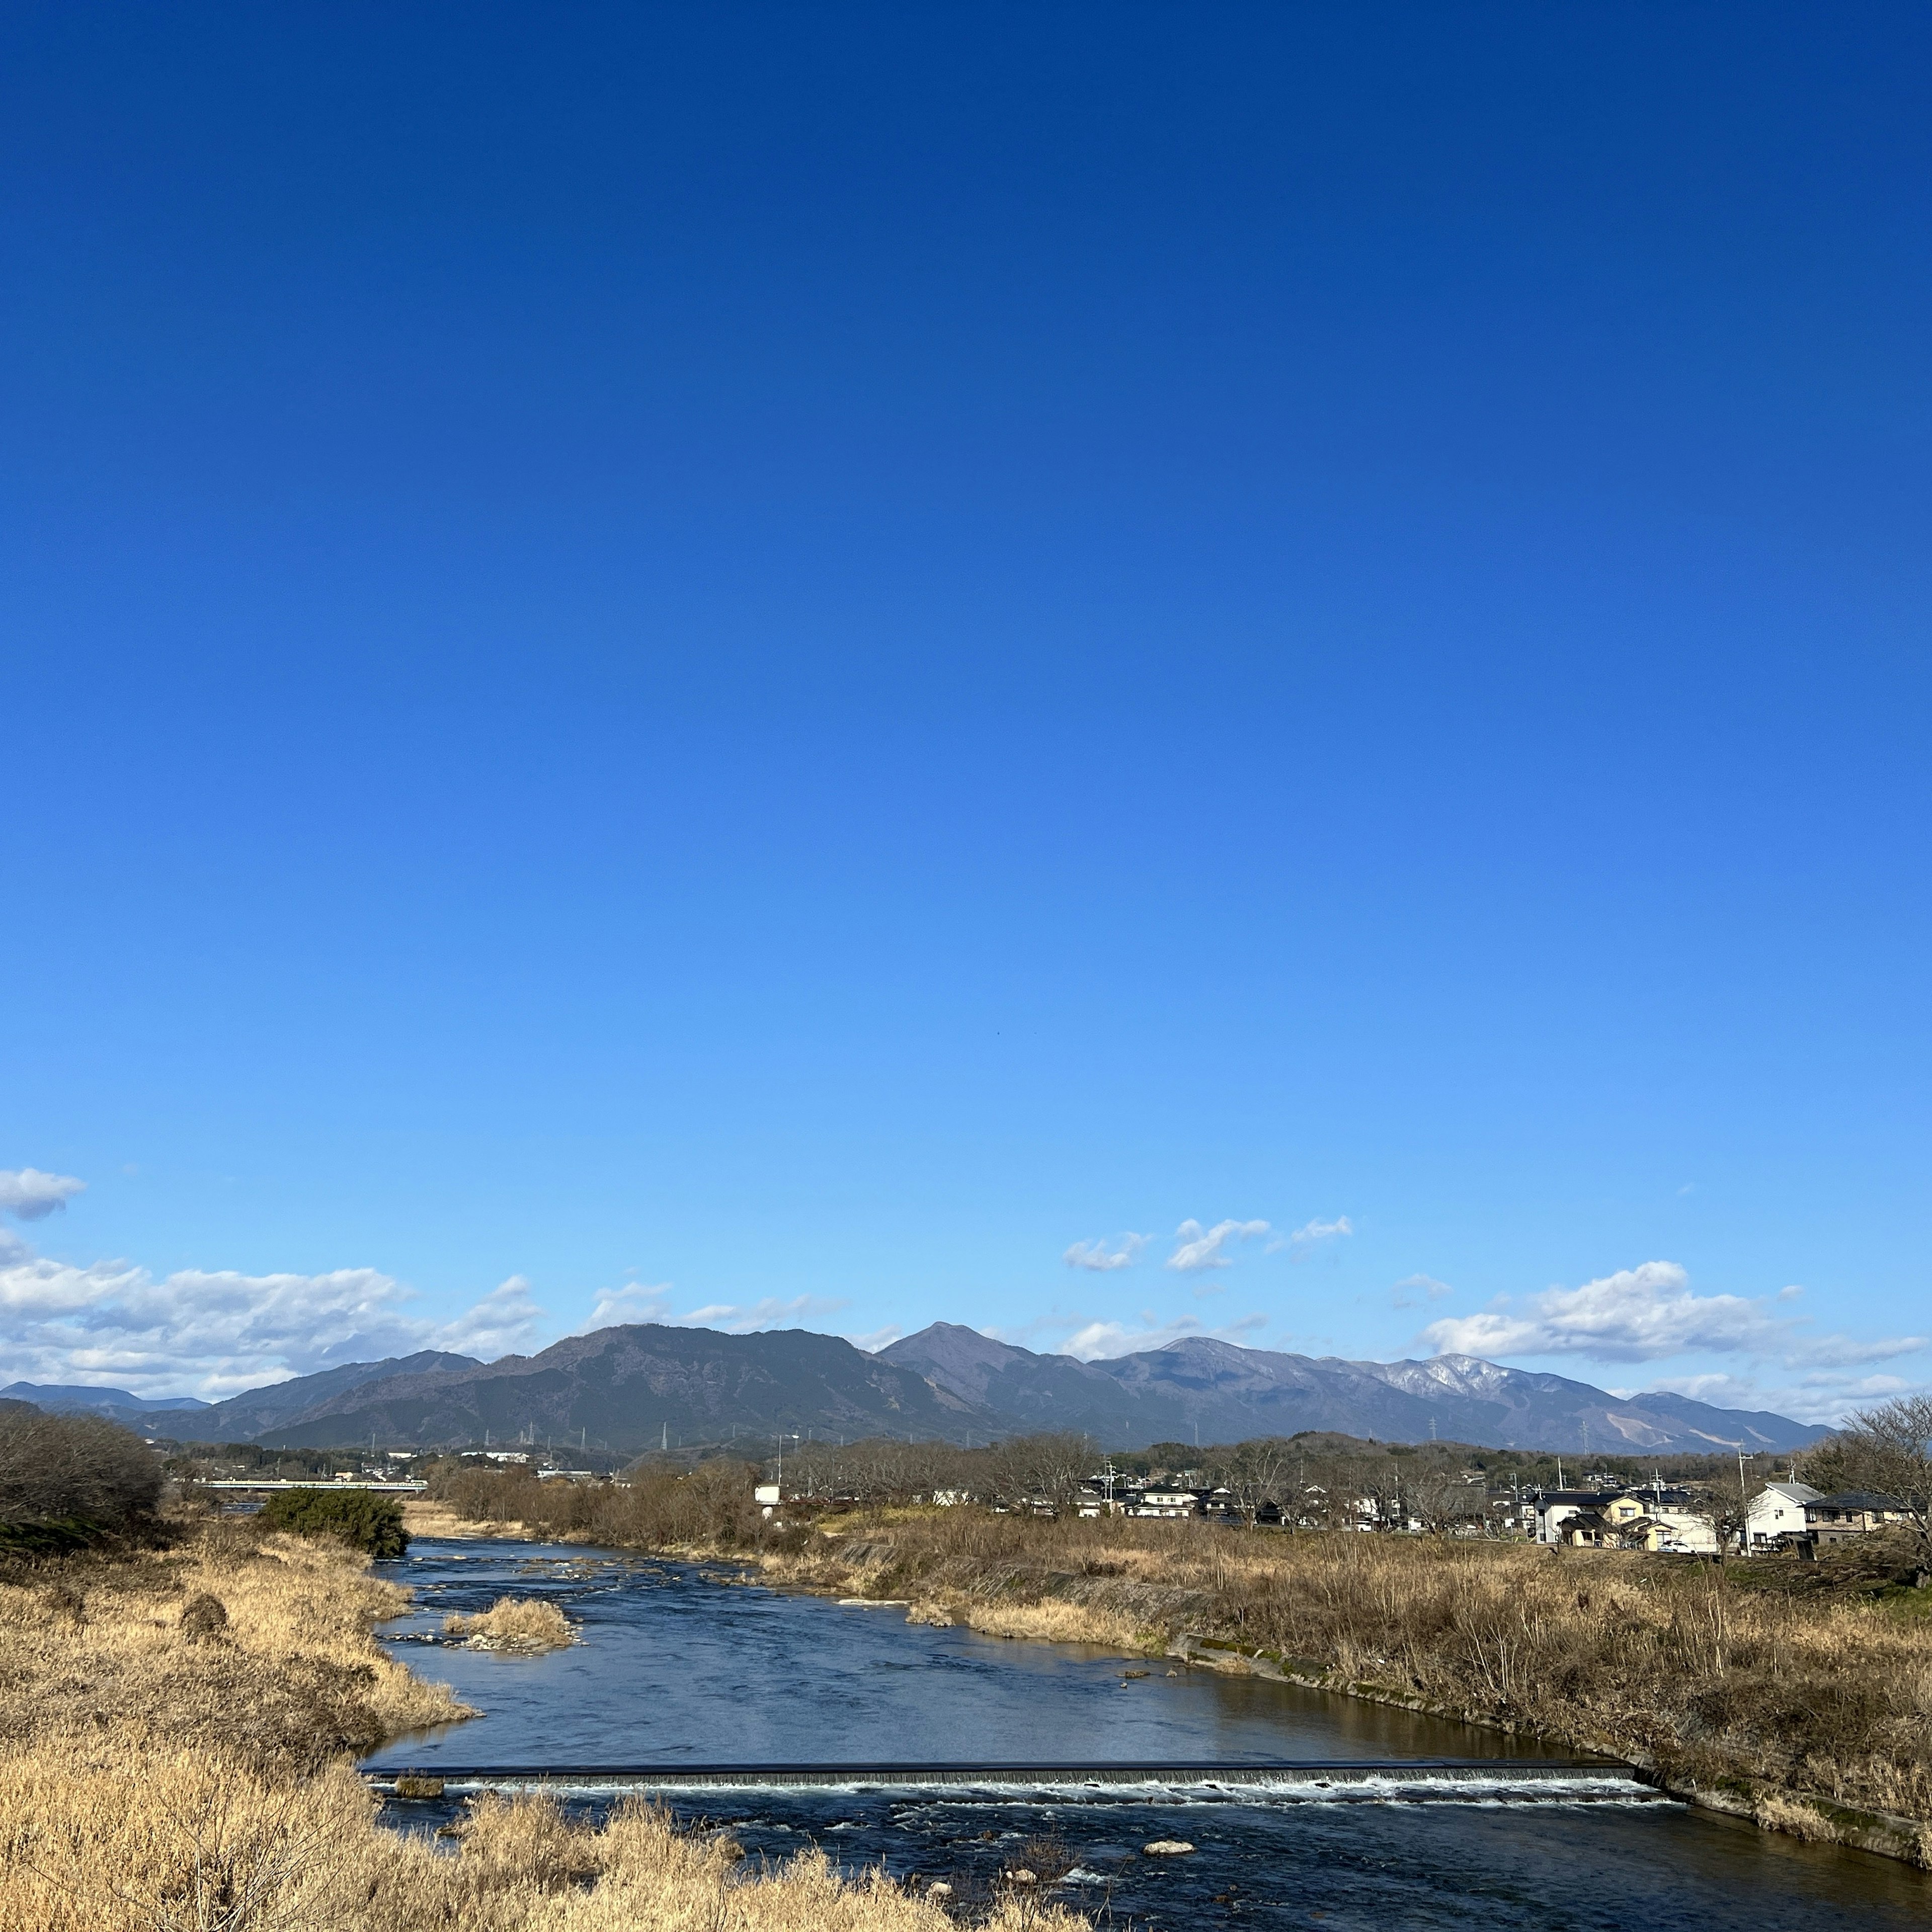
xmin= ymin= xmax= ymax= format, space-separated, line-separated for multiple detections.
xmin=1536 ymin=1485 xmax=1717 ymax=1553
xmin=1128 ymin=1487 xmax=1200 ymax=1519
xmin=1534 ymin=1489 xmax=1618 ymax=1545
xmin=1804 ymin=1491 xmax=1911 ymax=1546
xmin=1744 ymin=1480 xmax=1819 ymax=1550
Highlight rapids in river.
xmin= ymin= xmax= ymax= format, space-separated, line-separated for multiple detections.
xmin=368 ymin=1537 xmax=1932 ymax=1928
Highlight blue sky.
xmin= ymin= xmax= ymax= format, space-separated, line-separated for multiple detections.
xmin=3 ymin=5 xmax=1927 ymax=1422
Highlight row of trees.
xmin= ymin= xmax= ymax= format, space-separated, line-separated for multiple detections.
xmin=431 ymin=1456 xmax=766 ymax=1548
xmin=431 ymin=1396 xmax=1932 ymax=1556
xmin=760 ymin=1430 xmax=1500 ymax=1532
xmin=772 ymin=1399 xmax=1932 ymax=1547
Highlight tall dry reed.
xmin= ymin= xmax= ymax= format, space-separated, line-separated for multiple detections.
xmin=758 ymin=1508 xmax=1932 ymax=1831
xmin=0 ymin=1521 xmax=1094 ymax=1929
xmin=0 ymin=1753 xmax=1082 ymax=1932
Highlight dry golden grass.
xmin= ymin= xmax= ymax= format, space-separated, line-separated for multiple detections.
xmin=0 ymin=1524 xmax=467 ymax=1772
xmin=0 ymin=1524 xmax=1092 ymax=1929
xmin=948 ymin=1598 xmax=1159 ymax=1652
xmin=758 ymin=1509 xmax=1932 ymax=1845
xmin=0 ymin=1753 xmax=1084 ymax=1932
xmin=401 ymin=1500 xmax=530 ymax=1541
xmin=444 ymin=1596 xmax=575 ymax=1652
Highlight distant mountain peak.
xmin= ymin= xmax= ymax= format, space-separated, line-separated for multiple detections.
xmin=96 ymin=1319 xmax=1825 ymax=1455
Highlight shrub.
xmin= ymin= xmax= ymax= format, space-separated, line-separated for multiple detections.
xmin=0 ymin=1411 xmax=163 ymax=1530
xmin=258 ymin=1487 xmax=408 ymax=1557
xmin=178 ymin=1592 xmax=229 ymax=1642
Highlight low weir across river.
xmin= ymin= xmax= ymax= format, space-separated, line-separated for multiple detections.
xmin=367 ymin=1538 xmax=1932 ymax=1928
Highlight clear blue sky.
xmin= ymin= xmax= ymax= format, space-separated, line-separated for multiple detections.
xmin=2 ymin=5 xmax=1926 ymax=1420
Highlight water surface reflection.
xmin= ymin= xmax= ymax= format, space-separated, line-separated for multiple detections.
xmin=369 ymin=1539 xmax=1932 ymax=1928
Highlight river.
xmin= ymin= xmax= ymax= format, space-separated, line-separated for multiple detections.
xmin=368 ymin=1537 xmax=1932 ymax=1928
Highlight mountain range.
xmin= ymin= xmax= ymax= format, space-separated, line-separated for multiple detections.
xmin=2 ymin=1322 xmax=1828 ymax=1456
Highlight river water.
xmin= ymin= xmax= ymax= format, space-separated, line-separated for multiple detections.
xmin=368 ymin=1537 xmax=1932 ymax=1928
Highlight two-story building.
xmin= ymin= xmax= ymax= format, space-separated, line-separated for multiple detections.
xmin=1804 ymin=1491 xmax=1911 ymax=1546
xmin=1534 ymin=1489 xmax=1618 ymax=1545
xmin=1744 ymin=1480 xmax=1819 ymax=1549
xmin=1535 ymin=1484 xmax=1718 ymax=1553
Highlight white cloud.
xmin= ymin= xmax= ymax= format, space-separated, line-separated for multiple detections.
xmin=1165 ymin=1219 xmax=1271 ymax=1272
xmin=584 ymin=1281 xmax=675 ymax=1329
xmin=1064 ymin=1234 xmax=1151 ymax=1272
xmin=1630 ymin=1371 xmax=1761 ymax=1406
xmin=1665 ymin=1366 xmax=1928 ymax=1429
xmin=438 ymin=1276 xmax=548 ymax=1359
xmin=676 ymin=1295 xmax=848 ymax=1333
xmin=0 ymin=1169 xmax=86 ymax=1222
xmin=1418 ymin=1259 xmax=1928 ymax=1392
xmin=1391 ymin=1273 xmax=1454 ymax=1308
xmin=1793 ymin=1333 xmax=1928 ymax=1368
xmin=0 ymin=1231 xmax=544 ymax=1400
xmin=1283 ymin=1216 xmax=1353 ymax=1260
xmin=582 ymin=1283 xmax=850 ymax=1338
xmin=1420 ymin=1261 xmax=1790 ymax=1363
xmin=1060 ymin=1310 xmax=1269 ymax=1361
xmin=844 ymin=1325 xmax=904 ymax=1355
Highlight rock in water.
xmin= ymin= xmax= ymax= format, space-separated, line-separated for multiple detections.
xmin=1143 ymin=1839 xmax=1196 ymax=1856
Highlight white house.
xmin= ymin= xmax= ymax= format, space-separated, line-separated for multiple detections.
xmin=1535 ymin=1489 xmax=1617 ymax=1545
xmin=1745 ymin=1480 xmax=1819 ymax=1549
xmin=1536 ymin=1485 xmax=1718 ymax=1553
xmin=1128 ymin=1488 xmax=1199 ymax=1518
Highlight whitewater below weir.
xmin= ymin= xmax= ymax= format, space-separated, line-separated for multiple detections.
xmin=368 ymin=1538 xmax=1932 ymax=1928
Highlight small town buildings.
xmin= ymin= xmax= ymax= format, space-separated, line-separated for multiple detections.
xmin=1535 ymin=1484 xmax=1717 ymax=1553
xmin=1804 ymin=1491 xmax=1911 ymax=1545
xmin=1128 ymin=1488 xmax=1200 ymax=1519
xmin=1744 ymin=1480 xmax=1819 ymax=1549
xmin=1534 ymin=1489 xmax=1617 ymax=1545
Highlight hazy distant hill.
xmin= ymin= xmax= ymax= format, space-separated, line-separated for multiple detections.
xmin=117 ymin=1317 xmax=1829 ymax=1455
xmin=877 ymin=1325 xmax=1827 ymax=1455
xmin=223 ymin=1325 xmax=981 ymax=1452
xmin=182 ymin=1351 xmax=485 ymax=1442
xmin=0 ymin=1381 xmax=211 ymax=1426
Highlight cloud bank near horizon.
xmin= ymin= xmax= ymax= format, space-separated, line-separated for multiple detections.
xmin=1419 ymin=1259 xmax=1926 ymax=1424
xmin=0 ymin=1225 xmax=546 ymax=1400
xmin=0 ymin=1163 xmax=1915 ymax=1425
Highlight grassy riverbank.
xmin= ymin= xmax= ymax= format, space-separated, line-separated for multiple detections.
xmin=744 ymin=1506 xmax=1932 ymax=1865
xmin=0 ymin=1521 xmax=1083 ymax=1930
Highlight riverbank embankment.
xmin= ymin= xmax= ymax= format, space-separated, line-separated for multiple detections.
xmin=420 ymin=1462 xmax=1932 ymax=1866
xmin=0 ymin=1520 xmax=1079 ymax=1931
xmin=741 ymin=1506 xmax=1932 ymax=1867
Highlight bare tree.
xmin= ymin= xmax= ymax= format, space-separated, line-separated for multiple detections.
xmin=1211 ymin=1439 xmax=1295 ymax=1523
xmin=1806 ymin=1397 xmax=1932 ymax=1560
xmin=0 ymin=1410 xmax=162 ymax=1527
xmin=989 ymin=1433 xmax=1093 ymax=1513
xmin=1299 ymin=1453 xmax=1375 ymax=1530
xmin=1405 ymin=1463 xmax=1486 ymax=1536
